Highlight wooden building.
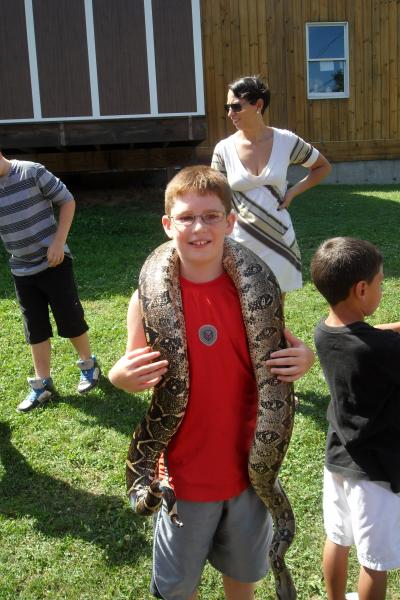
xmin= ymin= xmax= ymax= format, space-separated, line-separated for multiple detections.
xmin=1 ymin=0 xmax=399 ymax=171
xmin=199 ymin=0 xmax=400 ymax=164
xmin=0 ymin=0 xmax=206 ymax=172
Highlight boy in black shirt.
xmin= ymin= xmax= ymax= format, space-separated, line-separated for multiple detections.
xmin=311 ymin=237 xmax=400 ymax=600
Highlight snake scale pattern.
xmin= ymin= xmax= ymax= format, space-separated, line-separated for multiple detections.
xmin=126 ymin=238 xmax=297 ymax=600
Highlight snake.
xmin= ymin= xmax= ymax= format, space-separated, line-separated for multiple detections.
xmin=126 ymin=238 xmax=297 ymax=600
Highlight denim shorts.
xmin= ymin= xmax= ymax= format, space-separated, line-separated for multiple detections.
xmin=13 ymin=257 xmax=88 ymax=344
xmin=150 ymin=486 xmax=273 ymax=600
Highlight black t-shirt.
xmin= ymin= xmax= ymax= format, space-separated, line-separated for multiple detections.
xmin=314 ymin=319 xmax=400 ymax=493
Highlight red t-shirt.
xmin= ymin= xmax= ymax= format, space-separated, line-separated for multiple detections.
xmin=159 ymin=272 xmax=258 ymax=502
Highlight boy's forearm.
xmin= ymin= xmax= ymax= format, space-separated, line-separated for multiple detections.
xmin=53 ymin=199 xmax=76 ymax=244
xmin=374 ymin=322 xmax=400 ymax=333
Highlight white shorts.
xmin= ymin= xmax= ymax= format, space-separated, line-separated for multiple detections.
xmin=323 ymin=467 xmax=400 ymax=571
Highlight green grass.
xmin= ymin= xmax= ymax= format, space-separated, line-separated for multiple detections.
xmin=1 ymin=184 xmax=399 ymax=599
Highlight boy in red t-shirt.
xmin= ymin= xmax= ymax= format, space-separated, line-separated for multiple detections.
xmin=109 ymin=166 xmax=314 ymax=600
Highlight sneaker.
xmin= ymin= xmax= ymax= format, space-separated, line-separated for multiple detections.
xmin=77 ymin=355 xmax=101 ymax=393
xmin=17 ymin=377 xmax=54 ymax=413
xmin=345 ymin=594 xmax=359 ymax=600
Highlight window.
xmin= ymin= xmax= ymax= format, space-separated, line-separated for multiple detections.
xmin=306 ymin=22 xmax=349 ymax=99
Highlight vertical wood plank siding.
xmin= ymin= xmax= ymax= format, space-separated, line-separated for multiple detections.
xmin=152 ymin=0 xmax=197 ymax=113
xmin=388 ymin=0 xmax=398 ymax=139
xmin=0 ymin=0 xmax=33 ymax=120
xmin=92 ymin=0 xmax=150 ymax=116
xmin=33 ymin=0 xmax=92 ymax=118
xmin=199 ymin=0 xmax=400 ymax=161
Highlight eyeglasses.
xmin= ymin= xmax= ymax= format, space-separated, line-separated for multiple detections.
xmin=224 ymin=103 xmax=243 ymax=114
xmin=169 ymin=211 xmax=226 ymax=229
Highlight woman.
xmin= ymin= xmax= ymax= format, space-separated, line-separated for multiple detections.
xmin=212 ymin=75 xmax=331 ymax=293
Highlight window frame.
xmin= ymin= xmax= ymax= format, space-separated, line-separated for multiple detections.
xmin=306 ymin=21 xmax=349 ymax=100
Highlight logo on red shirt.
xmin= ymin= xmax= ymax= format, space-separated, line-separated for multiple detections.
xmin=198 ymin=324 xmax=218 ymax=346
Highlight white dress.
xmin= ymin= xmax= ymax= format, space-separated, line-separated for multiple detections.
xmin=212 ymin=128 xmax=319 ymax=292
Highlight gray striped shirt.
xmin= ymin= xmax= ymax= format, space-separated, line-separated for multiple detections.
xmin=0 ymin=160 xmax=73 ymax=276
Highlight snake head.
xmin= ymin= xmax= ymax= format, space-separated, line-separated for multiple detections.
xmin=129 ymin=480 xmax=183 ymax=527
xmin=129 ymin=480 xmax=163 ymax=516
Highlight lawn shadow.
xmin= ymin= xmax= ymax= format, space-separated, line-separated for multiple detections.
xmin=50 ymin=376 xmax=150 ymax=438
xmin=295 ymin=390 xmax=330 ymax=432
xmin=0 ymin=421 xmax=151 ymax=565
xmin=0 ymin=253 xmax=14 ymax=299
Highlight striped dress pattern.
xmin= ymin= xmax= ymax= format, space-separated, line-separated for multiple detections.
xmin=212 ymin=128 xmax=318 ymax=292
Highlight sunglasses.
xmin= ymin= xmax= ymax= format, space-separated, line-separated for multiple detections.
xmin=224 ymin=103 xmax=243 ymax=114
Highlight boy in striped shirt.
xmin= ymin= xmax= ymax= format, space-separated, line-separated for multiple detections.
xmin=0 ymin=151 xmax=100 ymax=412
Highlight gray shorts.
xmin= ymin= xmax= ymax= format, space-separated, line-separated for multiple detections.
xmin=150 ymin=486 xmax=273 ymax=600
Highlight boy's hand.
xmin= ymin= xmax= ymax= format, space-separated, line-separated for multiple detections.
xmin=47 ymin=240 xmax=65 ymax=267
xmin=266 ymin=328 xmax=315 ymax=382
xmin=108 ymin=347 xmax=168 ymax=393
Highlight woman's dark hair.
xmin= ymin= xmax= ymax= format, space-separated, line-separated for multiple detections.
xmin=228 ymin=75 xmax=270 ymax=114
xmin=310 ymin=237 xmax=383 ymax=306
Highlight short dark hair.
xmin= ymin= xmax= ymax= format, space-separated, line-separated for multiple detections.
xmin=228 ymin=75 xmax=270 ymax=114
xmin=165 ymin=165 xmax=232 ymax=215
xmin=311 ymin=237 xmax=383 ymax=306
